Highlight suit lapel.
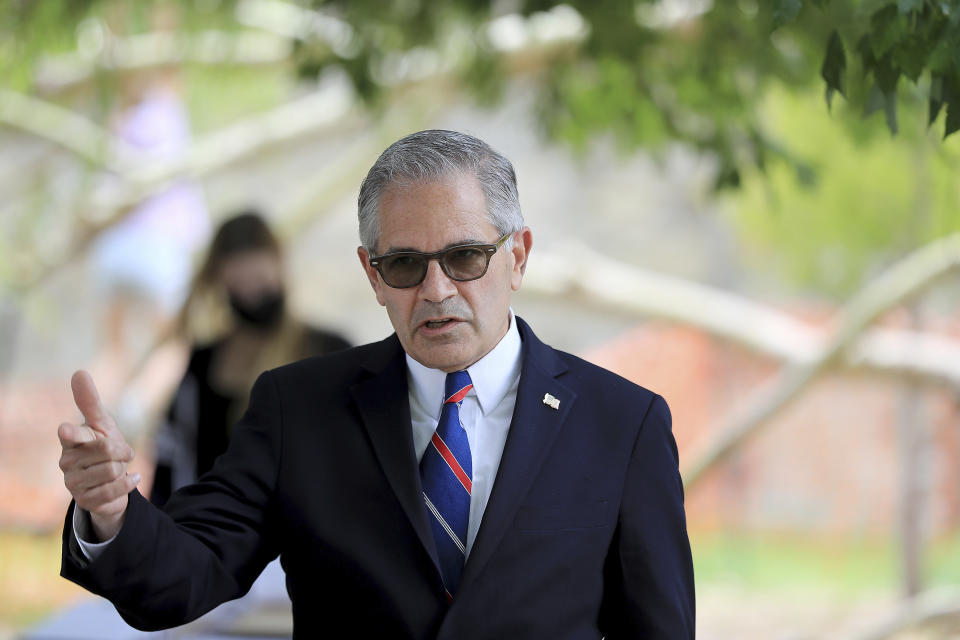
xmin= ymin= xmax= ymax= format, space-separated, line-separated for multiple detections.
xmin=458 ymin=318 xmax=576 ymax=591
xmin=349 ymin=336 xmax=442 ymax=574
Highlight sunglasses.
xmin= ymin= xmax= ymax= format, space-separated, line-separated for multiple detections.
xmin=368 ymin=232 xmax=513 ymax=288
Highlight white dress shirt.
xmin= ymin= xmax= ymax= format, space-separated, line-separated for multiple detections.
xmin=76 ymin=312 xmax=523 ymax=563
xmin=406 ymin=312 xmax=522 ymax=558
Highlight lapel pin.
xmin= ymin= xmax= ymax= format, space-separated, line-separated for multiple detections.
xmin=542 ymin=393 xmax=560 ymax=410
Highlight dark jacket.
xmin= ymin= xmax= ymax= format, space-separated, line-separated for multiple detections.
xmin=61 ymin=317 xmax=695 ymax=638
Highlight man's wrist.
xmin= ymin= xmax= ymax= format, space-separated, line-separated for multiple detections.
xmin=90 ymin=509 xmax=126 ymax=542
xmin=72 ymin=506 xmax=119 ymax=562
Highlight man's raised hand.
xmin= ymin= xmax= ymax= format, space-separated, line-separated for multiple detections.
xmin=58 ymin=370 xmax=140 ymax=542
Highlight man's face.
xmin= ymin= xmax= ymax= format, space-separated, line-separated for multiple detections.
xmin=358 ymin=171 xmax=532 ymax=372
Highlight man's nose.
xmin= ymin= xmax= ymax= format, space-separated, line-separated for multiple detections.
xmin=418 ymin=258 xmax=458 ymax=302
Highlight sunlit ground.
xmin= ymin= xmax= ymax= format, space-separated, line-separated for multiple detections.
xmin=1 ymin=528 xmax=958 ymax=638
xmin=0 ymin=529 xmax=87 ymax=633
xmin=694 ymin=530 xmax=960 ymax=597
xmin=695 ymin=531 xmax=960 ymax=638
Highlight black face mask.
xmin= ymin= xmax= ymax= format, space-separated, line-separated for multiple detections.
xmin=228 ymin=290 xmax=285 ymax=328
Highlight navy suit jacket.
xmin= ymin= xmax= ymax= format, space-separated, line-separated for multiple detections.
xmin=61 ymin=317 xmax=695 ymax=638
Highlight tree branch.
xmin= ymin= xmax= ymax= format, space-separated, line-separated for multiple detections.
xmin=682 ymin=233 xmax=960 ymax=489
xmin=523 ymin=234 xmax=960 ymax=489
xmin=34 ymin=30 xmax=292 ymax=93
xmin=0 ymin=89 xmax=141 ymax=172
xmin=525 ymin=239 xmax=960 ymax=390
xmin=9 ymin=84 xmax=358 ymax=293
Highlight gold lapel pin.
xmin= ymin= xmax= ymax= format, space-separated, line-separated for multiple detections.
xmin=542 ymin=393 xmax=560 ymax=410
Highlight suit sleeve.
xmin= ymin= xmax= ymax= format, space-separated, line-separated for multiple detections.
xmin=601 ymin=394 xmax=696 ymax=639
xmin=60 ymin=371 xmax=284 ymax=631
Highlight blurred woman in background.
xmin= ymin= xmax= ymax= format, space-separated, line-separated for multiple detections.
xmin=150 ymin=210 xmax=349 ymax=506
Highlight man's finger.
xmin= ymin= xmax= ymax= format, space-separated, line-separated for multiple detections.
xmin=58 ymin=422 xmax=99 ymax=449
xmin=64 ymin=460 xmax=128 ymax=492
xmin=71 ymin=370 xmax=120 ymax=439
xmin=76 ymin=472 xmax=140 ymax=515
xmin=60 ymin=437 xmax=134 ymax=474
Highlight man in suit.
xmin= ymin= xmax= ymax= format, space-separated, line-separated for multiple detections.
xmin=58 ymin=130 xmax=695 ymax=638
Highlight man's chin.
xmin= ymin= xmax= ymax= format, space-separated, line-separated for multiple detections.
xmin=408 ymin=342 xmax=475 ymax=373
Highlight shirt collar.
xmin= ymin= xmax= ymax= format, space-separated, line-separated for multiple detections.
xmin=406 ymin=309 xmax=523 ymax=419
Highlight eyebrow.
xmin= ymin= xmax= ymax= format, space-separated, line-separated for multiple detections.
xmin=381 ymin=238 xmax=490 ymax=255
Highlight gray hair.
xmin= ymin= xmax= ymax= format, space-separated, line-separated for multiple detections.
xmin=357 ymin=130 xmax=524 ymax=252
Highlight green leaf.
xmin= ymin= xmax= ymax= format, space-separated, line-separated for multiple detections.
xmin=945 ymin=99 xmax=960 ymax=138
xmin=857 ymin=34 xmax=877 ymax=73
xmin=945 ymin=73 xmax=960 ymax=138
xmin=864 ymin=82 xmax=886 ymax=116
xmin=931 ymin=74 xmax=945 ymax=102
xmin=821 ymin=30 xmax=847 ymax=109
xmin=929 ymin=75 xmax=944 ymax=126
xmin=715 ymin=164 xmax=742 ymax=190
xmin=772 ymin=0 xmax=804 ymax=29
xmin=874 ymin=54 xmax=901 ymax=94
xmin=883 ymin=91 xmax=899 ymax=134
xmin=892 ymin=34 xmax=930 ymax=82
xmin=870 ymin=4 xmax=908 ymax=58
xmin=862 ymin=81 xmax=899 ymax=134
xmin=927 ymin=26 xmax=960 ymax=74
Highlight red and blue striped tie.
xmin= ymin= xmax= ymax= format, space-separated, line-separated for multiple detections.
xmin=420 ymin=370 xmax=473 ymax=600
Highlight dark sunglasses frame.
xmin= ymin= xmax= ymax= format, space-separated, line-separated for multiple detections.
xmin=369 ymin=232 xmax=513 ymax=288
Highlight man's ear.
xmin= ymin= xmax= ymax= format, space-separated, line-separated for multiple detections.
xmin=357 ymin=247 xmax=387 ymax=306
xmin=509 ymin=227 xmax=533 ymax=291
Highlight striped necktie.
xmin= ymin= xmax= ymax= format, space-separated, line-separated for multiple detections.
xmin=420 ymin=370 xmax=474 ymax=600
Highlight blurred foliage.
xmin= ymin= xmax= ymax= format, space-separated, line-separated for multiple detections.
xmin=820 ymin=0 xmax=960 ymax=138
xmin=3 ymin=0 xmax=960 ymax=190
xmin=183 ymin=65 xmax=294 ymax=134
xmin=3 ymin=0 xmax=960 ymax=296
xmin=302 ymin=0 xmax=960 ymax=188
xmin=1 ymin=1 xmax=241 ymax=86
xmin=726 ymin=83 xmax=960 ymax=297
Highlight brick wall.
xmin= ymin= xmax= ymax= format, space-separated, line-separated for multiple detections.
xmin=584 ymin=318 xmax=960 ymax=535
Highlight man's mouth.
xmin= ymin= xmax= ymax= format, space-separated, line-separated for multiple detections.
xmin=423 ymin=318 xmax=457 ymax=329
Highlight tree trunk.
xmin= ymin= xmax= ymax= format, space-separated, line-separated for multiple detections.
xmin=896 ymin=304 xmax=928 ymax=598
